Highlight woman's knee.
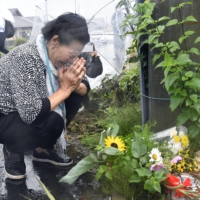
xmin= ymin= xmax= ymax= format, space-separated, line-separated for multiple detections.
xmin=47 ymin=112 xmax=64 ymax=134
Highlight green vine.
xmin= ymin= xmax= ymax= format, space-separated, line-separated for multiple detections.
xmin=122 ymin=0 xmax=200 ymax=143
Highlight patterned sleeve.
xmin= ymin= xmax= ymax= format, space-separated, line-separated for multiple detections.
xmin=9 ymin=53 xmax=46 ymax=124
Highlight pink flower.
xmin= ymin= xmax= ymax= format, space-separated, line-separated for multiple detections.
xmin=171 ymin=156 xmax=182 ymax=164
xmin=150 ymin=163 xmax=165 ymax=171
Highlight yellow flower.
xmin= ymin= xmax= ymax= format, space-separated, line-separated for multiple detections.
xmin=193 ymin=160 xmax=198 ymax=166
xmin=177 ymin=164 xmax=183 ymax=172
xmin=188 ymin=163 xmax=193 ymax=168
xmin=184 ymin=154 xmax=189 ymax=158
xmin=181 ymin=160 xmax=185 ymax=166
xmin=173 ymin=135 xmax=180 ymax=143
xmin=181 ymin=135 xmax=189 ymax=147
xmin=104 ymin=136 xmax=126 ymax=151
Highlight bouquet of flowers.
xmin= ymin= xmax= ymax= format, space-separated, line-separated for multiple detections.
xmin=59 ymin=124 xmax=200 ymax=200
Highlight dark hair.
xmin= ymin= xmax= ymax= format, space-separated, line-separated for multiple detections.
xmin=41 ymin=12 xmax=90 ymax=45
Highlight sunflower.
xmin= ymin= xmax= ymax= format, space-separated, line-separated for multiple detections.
xmin=149 ymin=148 xmax=163 ymax=163
xmin=104 ymin=136 xmax=126 ymax=151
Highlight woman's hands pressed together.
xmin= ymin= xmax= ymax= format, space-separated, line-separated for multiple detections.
xmin=48 ymin=57 xmax=86 ymax=111
xmin=59 ymin=57 xmax=86 ymax=94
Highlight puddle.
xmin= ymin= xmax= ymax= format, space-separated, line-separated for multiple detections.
xmin=0 ymin=144 xmax=110 ymax=200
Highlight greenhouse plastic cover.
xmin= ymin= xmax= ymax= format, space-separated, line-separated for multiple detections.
xmin=30 ymin=0 xmax=133 ymax=88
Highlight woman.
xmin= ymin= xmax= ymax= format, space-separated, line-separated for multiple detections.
xmin=0 ymin=12 xmax=90 ymax=180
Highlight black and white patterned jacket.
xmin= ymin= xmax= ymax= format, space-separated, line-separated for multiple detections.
xmin=0 ymin=41 xmax=47 ymax=124
xmin=0 ymin=41 xmax=89 ymax=124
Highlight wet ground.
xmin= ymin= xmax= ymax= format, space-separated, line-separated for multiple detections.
xmin=0 ymin=142 xmax=111 ymax=200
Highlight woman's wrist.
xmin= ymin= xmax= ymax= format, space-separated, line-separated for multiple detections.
xmin=74 ymin=83 xmax=88 ymax=96
xmin=48 ymin=88 xmax=71 ymax=111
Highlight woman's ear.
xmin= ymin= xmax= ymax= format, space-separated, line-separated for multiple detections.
xmin=52 ymin=35 xmax=59 ymax=47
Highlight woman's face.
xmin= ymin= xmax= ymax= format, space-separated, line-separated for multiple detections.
xmin=47 ymin=35 xmax=85 ymax=68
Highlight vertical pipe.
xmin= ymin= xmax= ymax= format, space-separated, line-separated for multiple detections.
xmin=45 ymin=0 xmax=48 ymax=22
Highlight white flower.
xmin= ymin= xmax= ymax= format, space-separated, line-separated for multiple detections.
xmin=168 ymin=139 xmax=182 ymax=154
xmin=178 ymin=131 xmax=185 ymax=138
xmin=170 ymin=129 xmax=177 ymax=138
xmin=149 ymin=148 xmax=163 ymax=163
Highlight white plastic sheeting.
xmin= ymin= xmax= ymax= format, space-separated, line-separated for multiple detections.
xmin=30 ymin=0 xmax=134 ymax=88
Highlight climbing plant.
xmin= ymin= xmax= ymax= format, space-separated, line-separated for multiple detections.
xmin=122 ymin=0 xmax=200 ymax=144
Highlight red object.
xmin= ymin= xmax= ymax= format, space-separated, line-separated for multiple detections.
xmin=164 ymin=174 xmax=180 ymax=187
xmin=164 ymin=174 xmax=192 ymax=198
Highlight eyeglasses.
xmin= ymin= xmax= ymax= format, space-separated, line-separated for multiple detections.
xmin=65 ymin=62 xmax=72 ymax=67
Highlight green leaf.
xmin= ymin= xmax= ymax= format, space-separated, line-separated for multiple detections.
xmin=185 ymin=71 xmax=193 ymax=78
xmin=164 ymin=72 xmax=179 ymax=91
xmin=160 ymin=194 xmax=166 ymax=200
xmin=184 ymin=16 xmax=197 ymax=22
xmin=163 ymin=66 xmax=171 ymax=77
xmin=136 ymin=168 xmax=152 ymax=177
xmin=189 ymin=124 xmax=200 ymax=138
xmin=189 ymin=47 xmax=200 ymax=55
xmin=180 ymin=89 xmax=187 ymax=97
xmin=157 ymin=16 xmax=170 ymax=22
xmin=154 ymin=170 xmax=165 ymax=179
xmin=144 ymin=179 xmax=154 ymax=192
xmin=184 ymin=30 xmax=195 ymax=36
xmin=177 ymin=113 xmax=190 ymax=126
xmin=110 ymin=123 xmax=119 ymax=138
xmin=103 ymin=147 xmax=123 ymax=155
xmin=179 ymin=35 xmax=188 ymax=44
xmin=175 ymin=53 xmax=192 ymax=65
xmin=128 ymin=173 xmax=142 ymax=183
xmin=171 ymin=6 xmax=177 ymax=13
xmin=165 ymin=19 xmax=178 ymax=26
xmin=153 ymin=181 xmax=161 ymax=193
xmin=98 ymin=165 xmax=107 ymax=173
xmin=131 ymin=159 xmax=139 ymax=169
xmin=168 ymin=41 xmax=180 ymax=52
xmin=185 ymin=78 xmax=200 ymax=90
xmin=105 ymin=170 xmax=113 ymax=180
xmin=190 ymin=94 xmax=198 ymax=103
xmin=151 ymin=42 xmax=164 ymax=51
xmin=186 ymin=99 xmax=192 ymax=106
xmin=121 ymin=164 xmax=134 ymax=177
xmin=157 ymin=25 xmax=165 ymax=33
xmin=140 ymin=156 xmax=148 ymax=165
xmin=152 ymin=54 xmax=161 ymax=64
xmin=95 ymin=171 xmax=102 ymax=180
xmin=170 ymin=95 xmax=185 ymax=111
xmin=132 ymin=140 xmax=147 ymax=158
xmin=148 ymin=35 xmax=160 ymax=44
xmin=194 ymin=36 xmax=200 ymax=44
xmin=153 ymin=170 xmax=167 ymax=182
xmin=35 ymin=176 xmax=55 ymax=200
xmin=59 ymin=153 xmax=99 ymax=184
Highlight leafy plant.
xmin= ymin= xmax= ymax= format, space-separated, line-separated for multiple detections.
xmin=81 ymin=133 xmax=101 ymax=148
xmin=123 ymin=0 xmax=200 ymax=147
xmin=14 ymin=37 xmax=28 ymax=47
xmin=60 ymin=123 xmax=200 ymax=200
xmin=60 ymin=124 xmax=166 ymax=199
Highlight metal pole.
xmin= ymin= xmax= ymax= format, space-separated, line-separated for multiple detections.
xmin=45 ymin=0 xmax=48 ymax=22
